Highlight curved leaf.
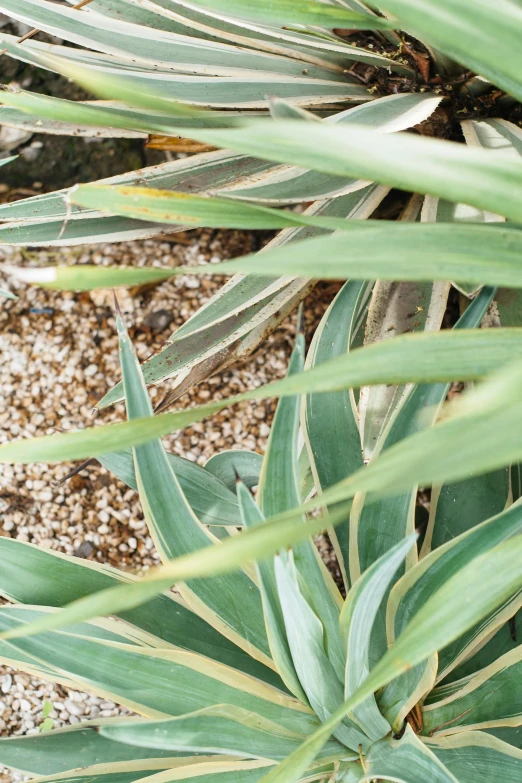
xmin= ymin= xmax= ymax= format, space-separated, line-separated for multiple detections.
xmin=0 ymin=721 xmax=188 ymax=776
xmin=99 ymin=706 xmax=346 ymax=763
xmin=384 ymin=500 xmax=522 ymax=730
xmin=303 ymin=279 xmax=370 ymax=586
xmin=0 ymin=606 xmax=313 ymax=732
xmin=274 ymin=551 xmax=368 ymax=752
xmin=205 ymin=451 xmax=262 ymax=492
xmin=117 ymin=309 xmax=272 ymax=665
xmin=340 ymin=536 xmax=416 ymax=742
xmin=257 ymin=334 xmax=344 ymax=681
xmin=2 ymin=328 xmax=522 ymax=465
xmin=237 ymin=483 xmax=306 ymax=703
xmin=98 ymin=448 xmax=241 ymax=528
xmin=423 ymin=646 xmax=522 ymax=736
xmin=363 ymin=726 xmax=458 ymax=783
xmin=425 ymin=731 xmax=522 ymax=783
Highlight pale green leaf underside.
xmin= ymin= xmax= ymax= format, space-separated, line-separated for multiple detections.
xmin=16 ymin=223 xmax=522 ymax=292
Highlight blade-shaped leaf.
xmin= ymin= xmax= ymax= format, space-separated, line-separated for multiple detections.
xmin=0 ymin=0 xmax=361 ymax=79
xmin=363 ymin=726 xmax=458 ymax=783
xmin=98 ymin=448 xmax=241 ymax=528
xmin=255 ymin=534 xmax=522 ymax=783
xmin=425 ymin=730 xmax=522 ymax=783
xmin=350 ymin=285 xmax=494 ymax=672
xmin=170 ymin=0 xmax=391 ymax=29
xmin=169 ymin=223 xmax=522 ymax=290
xmin=0 ymin=537 xmax=282 ymax=688
xmin=15 ymin=221 xmax=522 ymax=292
xmin=303 ymin=279 xmax=370 ymax=587
xmin=69 ymin=184 xmax=387 ymax=231
xmin=0 ymin=606 xmax=314 ymax=733
xmin=383 ymin=499 xmax=522 ymax=730
xmin=340 ymin=536 xmax=416 ymax=742
xmin=423 ymin=646 xmax=522 ymax=736
xmin=237 ymin=483 xmax=306 ymax=703
xmin=98 ymin=706 xmax=347 ymax=763
xmin=0 ymin=87 xmax=255 ymax=137
xmin=2 ymin=327 xmax=522 ymax=465
xmin=187 ymin=121 xmax=522 ymax=222
xmin=116 ymin=308 xmax=272 ymax=666
xmin=257 ymin=334 xmax=344 ymax=681
xmin=0 ymin=720 xmax=188 ymax=776
xmin=24 ymin=51 xmax=370 ymax=110
xmin=274 ymin=552 xmax=369 ymax=752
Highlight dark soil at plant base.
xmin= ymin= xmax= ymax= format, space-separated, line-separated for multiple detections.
xmin=0 ymin=39 xmax=166 ymax=191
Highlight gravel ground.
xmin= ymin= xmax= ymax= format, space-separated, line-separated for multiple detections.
xmin=0 ymin=228 xmax=340 ymax=779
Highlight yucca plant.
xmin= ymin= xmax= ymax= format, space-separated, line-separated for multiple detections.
xmin=2 ymin=1 xmax=522 ymax=411
xmin=2 ymin=2 xmax=522 ymax=782
xmin=0 ymin=289 xmax=522 ymax=783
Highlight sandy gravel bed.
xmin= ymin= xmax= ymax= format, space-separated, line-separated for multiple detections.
xmin=0 ymin=229 xmax=338 ymax=779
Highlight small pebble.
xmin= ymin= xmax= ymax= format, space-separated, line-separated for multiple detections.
xmin=1 ymin=676 xmax=12 ymax=695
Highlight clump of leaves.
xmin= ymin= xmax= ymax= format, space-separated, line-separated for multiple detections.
xmin=0 ymin=287 xmax=521 ymax=783
xmin=2 ymin=1 xmax=522 ymax=410
xmin=0 ymin=3 xmax=522 ymax=782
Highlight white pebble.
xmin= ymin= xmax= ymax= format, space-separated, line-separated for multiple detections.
xmin=64 ymin=699 xmax=83 ymax=716
xmin=1 ymin=675 xmax=12 ymax=694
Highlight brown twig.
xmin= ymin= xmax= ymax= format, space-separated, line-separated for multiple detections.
xmin=52 ymin=458 xmax=97 ymax=486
